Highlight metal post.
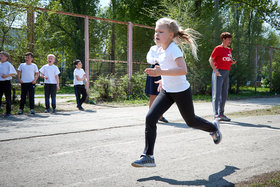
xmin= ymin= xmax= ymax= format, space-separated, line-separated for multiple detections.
xmin=270 ymin=47 xmax=273 ymax=92
xmin=255 ymin=46 xmax=258 ymax=93
xmin=85 ymin=16 xmax=90 ymax=94
xmin=127 ymin=22 xmax=133 ymax=94
xmin=27 ymin=7 xmax=34 ymax=52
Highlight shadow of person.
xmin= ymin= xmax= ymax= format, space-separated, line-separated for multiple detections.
xmin=223 ymin=121 xmax=280 ymax=130
xmin=137 ymin=165 xmax=239 ymax=186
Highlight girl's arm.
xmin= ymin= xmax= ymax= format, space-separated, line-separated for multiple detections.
xmin=145 ymin=57 xmax=187 ymax=77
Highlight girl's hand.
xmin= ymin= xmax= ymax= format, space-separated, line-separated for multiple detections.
xmin=145 ymin=65 xmax=161 ymax=77
xmin=44 ymin=76 xmax=48 ymax=80
xmin=155 ymin=80 xmax=162 ymax=92
xmin=231 ymin=60 xmax=237 ymax=64
xmin=57 ymin=85 xmax=60 ymax=90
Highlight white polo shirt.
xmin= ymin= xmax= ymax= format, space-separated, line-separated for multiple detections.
xmin=39 ymin=64 xmax=60 ymax=84
xmin=157 ymin=42 xmax=190 ymax=93
xmin=146 ymin=45 xmax=160 ymax=65
xmin=73 ymin=68 xmax=86 ymax=85
xmin=0 ymin=61 xmax=17 ymax=81
xmin=18 ymin=63 xmax=39 ymax=83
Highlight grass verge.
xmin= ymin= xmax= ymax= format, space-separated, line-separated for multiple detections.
xmin=235 ymin=171 xmax=280 ymax=187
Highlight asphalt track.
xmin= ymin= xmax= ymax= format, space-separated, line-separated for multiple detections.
xmin=0 ymin=97 xmax=279 ymax=186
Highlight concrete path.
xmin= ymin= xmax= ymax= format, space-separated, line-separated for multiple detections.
xmin=0 ymin=97 xmax=279 ymax=186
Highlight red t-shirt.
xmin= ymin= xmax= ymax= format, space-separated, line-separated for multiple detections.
xmin=211 ymin=45 xmax=233 ymax=70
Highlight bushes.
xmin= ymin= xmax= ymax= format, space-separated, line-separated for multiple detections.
xmin=91 ymin=73 xmax=148 ymax=102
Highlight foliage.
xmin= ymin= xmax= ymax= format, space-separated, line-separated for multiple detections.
xmin=91 ymin=73 xmax=147 ymax=101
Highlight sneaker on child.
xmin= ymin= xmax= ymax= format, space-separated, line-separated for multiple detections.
xmin=131 ymin=155 xmax=156 ymax=167
xmin=210 ymin=120 xmax=222 ymax=144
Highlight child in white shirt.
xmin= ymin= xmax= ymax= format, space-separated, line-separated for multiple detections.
xmin=39 ymin=54 xmax=60 ymax=113
xmin=131 ymin=18 xmax=222 ymax=168
xmin=0 ymin=51 xmax=17 ymax=117
xmin=17 ymin=52 xmax=39 ymax=115
xmin=73 ymin=59 xmax=88 ymax=111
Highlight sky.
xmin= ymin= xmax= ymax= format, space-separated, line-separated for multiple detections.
xmin=99 ymin=0 xmax=111 ymax=7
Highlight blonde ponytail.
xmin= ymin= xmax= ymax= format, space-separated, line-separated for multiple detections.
xmin=176 ymin=28 xmax=200 ymax=60
xmin=156 ymin=18 xmax=200 ymax=60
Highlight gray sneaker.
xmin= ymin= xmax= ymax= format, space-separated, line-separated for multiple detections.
xmin=210 ymin=120 xmax=222 ymax=144
xmin=30 ymin=109 xmax=35 ymax=115
xmin=218 ymin=114 xmax=231 ymax=121
xmin=131 ymin=155 xmax=156 ymax=167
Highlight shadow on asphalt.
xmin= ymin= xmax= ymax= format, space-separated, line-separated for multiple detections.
xmin=159 ymin=122 xmax=189 ymax=129
xmin=137 ymin=165 xmax=239 ymax=186
xmin=0 ymin=113 xmax=50 ymax=122
xmin=224 ymin=121 xmax=280 ymax=130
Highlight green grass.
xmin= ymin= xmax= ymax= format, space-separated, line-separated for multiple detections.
xmin=236 ymin=171 xmax=280 ymax=187
xmin=0 ymin=100 xmax=46 ymax=115
xmin=35 ymin=85 xmax=74 ymax=94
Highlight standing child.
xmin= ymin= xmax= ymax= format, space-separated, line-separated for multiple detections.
xmin=39 ymin=54 xmax=60 ymax=113
xmin=17 ymin=52 xmax=39 ymax=115
xmin=0 ymin=51 xmax=17 ymax=117
xmin=145 ymin=42 xmax=168 ymax=123
xmin=209 ymin=32 xmax=236 ymax=121
xmin=131 ymin=18 xmax=222 ymax=168
xmin=73 ymin=59 xmax=88 ymax=111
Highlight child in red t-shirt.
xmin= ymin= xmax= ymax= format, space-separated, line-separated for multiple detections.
xmin=209 ymin=32 xmax=236 ymax=121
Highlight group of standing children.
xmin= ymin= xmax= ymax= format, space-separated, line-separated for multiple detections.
xmin=0 ymin=52 xmax=88 ymax=117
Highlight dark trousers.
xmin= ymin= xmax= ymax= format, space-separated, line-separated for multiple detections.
xmin=20 ymin=83 xmax=35 ymax=110
xmin=74 ymin=85 xmax=87 ymax=107
xmin=44 ymin=84 xmax=57 ymax=109
xmin=0 ymin=80 xmax=12 ymax=114
xmin=144 ymin=88 xmax=217 ymax=156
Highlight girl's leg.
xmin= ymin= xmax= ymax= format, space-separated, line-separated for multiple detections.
xmin=174 ymin=88 xmax=217 ymax=132
xmin=148 ymin=95 xmax=157 ymax=108
xmin=80 ymin=85 xmax=87 ymax=106
xmin=74 ymin=85 xmax=80 ymax=107
xmin=144 ymin=90 xmax=174 ymax=156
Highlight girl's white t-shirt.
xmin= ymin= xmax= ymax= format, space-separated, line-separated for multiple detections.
xmin=18 ymin=63 xmax=39 ymax=83
xmin=0 ymin=61 xmax=17 ymax=81
xmin=146 ymin=45 xmax=160 ymax=64
xmin=39 ymin=64 xmax=60 ymax=84
xmin=73 ymin=68 xmax=85 ymax=85
xmin=158 ymin=42 xmax=190 ymax=93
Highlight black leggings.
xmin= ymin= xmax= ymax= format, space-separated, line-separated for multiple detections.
xmin=144 ymin=87 xmax=217 ymax=155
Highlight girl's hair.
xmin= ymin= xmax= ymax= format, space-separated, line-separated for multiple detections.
xmin=73 ymin=59 xmax=81 ymax=66
xmin=156 ymin=18 xmax=199 ymax=60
